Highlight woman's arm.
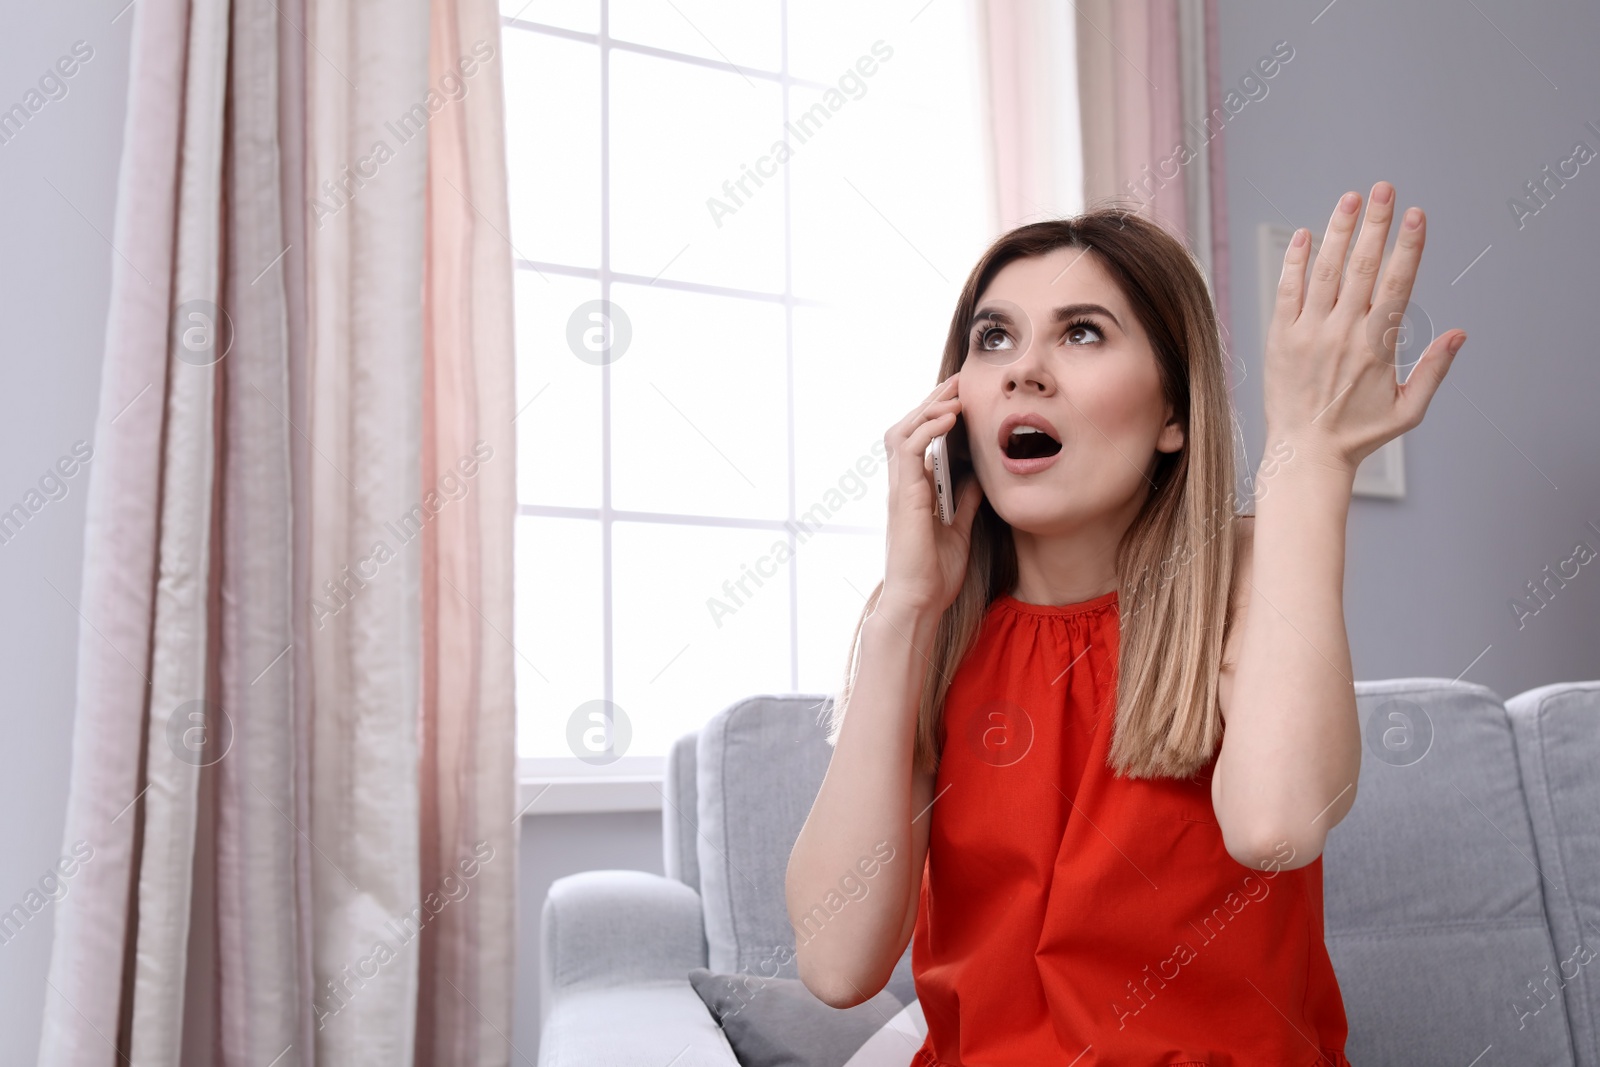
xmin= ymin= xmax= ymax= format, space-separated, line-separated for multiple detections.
xmin=1212 ymin=180 xmax=1466 ymax=870
xmin=1213 ymin=469 xmax=1360 ymax=872
xmin=786 ymin=603 xmax=937 ymax=1009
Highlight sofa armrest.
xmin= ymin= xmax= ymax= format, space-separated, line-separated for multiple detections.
xmin=541 ymin=870 xmax=708 ymax=1006
xmin=538 ymin=983 xmax=738 ymax=1067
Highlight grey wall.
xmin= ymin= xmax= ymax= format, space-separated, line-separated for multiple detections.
xmin=0 ymin=5 xmax=132 ymax=1064
xmin=1215 ymin=0 xmax=1600 ymax=694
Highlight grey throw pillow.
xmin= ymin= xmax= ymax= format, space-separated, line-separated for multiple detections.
xmin=687 ymin=967 xmax=912 ymax=1067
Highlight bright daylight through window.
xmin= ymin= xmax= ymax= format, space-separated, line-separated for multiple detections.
xmin=502 ymin=0 xmax=992 ymax=776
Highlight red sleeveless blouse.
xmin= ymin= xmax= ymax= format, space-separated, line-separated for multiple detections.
xmin=909 ymin=589 xmax=1350 ymax=1066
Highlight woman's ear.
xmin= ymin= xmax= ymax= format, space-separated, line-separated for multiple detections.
xmin=1157 ymin=409 xmax=1185 ymax=454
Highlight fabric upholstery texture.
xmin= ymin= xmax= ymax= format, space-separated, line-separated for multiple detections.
xmin=540 ymin=681 xmax=1600 ymax=1066
xmin=687 ymin=968 xmax=907 ymax=1067
xmin=1321 ymin=680 xmax=1579 ymax=1064
xmin=1507 ymin=681 xmax=1600 ymax=1064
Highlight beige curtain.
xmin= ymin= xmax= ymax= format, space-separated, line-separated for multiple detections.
xmin=303 ymin=0 xmax=431 ymax=1061
xmin=36 ymin=0 xmax=518 ymax=1062
xmin=35 ymin=0 xmax=189 ymax=1060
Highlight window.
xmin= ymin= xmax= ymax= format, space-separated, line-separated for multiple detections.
xmin=503 ymin=0 xmax=992 ymax=778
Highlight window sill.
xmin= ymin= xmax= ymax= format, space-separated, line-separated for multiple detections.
xmin=516 ymin=773 xmax=667 ymax=817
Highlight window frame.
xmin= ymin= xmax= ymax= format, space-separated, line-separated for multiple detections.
xmin=504 ymin=2 xmax=984 ymax=811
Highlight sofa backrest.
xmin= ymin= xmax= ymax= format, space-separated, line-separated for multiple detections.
xmin=665 ymin=681 xmax=1600 ymax=1065
xmin=683 ymin=694 xmax=837 ymax=975
xmin=663 ymin=724 xmax=701 ymax=893
xmin=667 ymin=692 xmax=923 ymax=1002
xmin=1327 ymin=679 xmax=1575 ymax=1064
xmin=1506 ymin=680 xmax=1600 ymax=1066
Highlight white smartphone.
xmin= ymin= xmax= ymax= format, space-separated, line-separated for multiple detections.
xmin=928 ymin=433 xmax=954 ymax=525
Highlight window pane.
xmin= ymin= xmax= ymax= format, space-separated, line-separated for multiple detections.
xmin=785 ymin=1 xmax=897 ymax=85
xmin=613 ymin=521 xmax=793 ymax=757
xmin=515 ymin=271 xmax=602 ymax=509
xmin=787 ymin=1 xmax=990 ymax=306
xmin=508 ymin=1 xmax=994 ymax=767
xmin=610 ymin=0 xmax=782 ymax=73
xmin=609 ymin=50 xmax=785 ymax=292
xmin=499 ymin=0 xmax=598 ymax=34
xmin=609 ymin=282 xmax=788 ymax=520
xmin=516 ymin=515 xmax=604 ymax=758
xmin=795 ymin=530 xmax=884 ymax=695
xmin=789 ymin=92 xmax=987 ymax=304
xmin=504 ymin=29 xmax=600 ymax=268
xmin=792 ymin=303 xmax=939 ymax=533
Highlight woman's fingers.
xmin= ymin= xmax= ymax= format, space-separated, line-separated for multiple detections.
xmin=890 ymin=375 xmax=958 ymax=443
xmin=1397 ymin=328 xmax=1466 ymax=430
xmin=1275 ymin=226 xmax=1314 ymax=328
xmin=1370 ymin=205 xmax=1427 ymax=336
xmin=887 ymin=391 xmax=958 ymax=499
xmin=1337 ymin=180 xmax=1397 ymax=319
xmin=917 ymin=374 xmax=958 ymax=413
xmin=890 ymin=383 xmax=959 ymax=453
xmin=903 ymin=408 xmax=959 ymax=464
xmin=1302 ymin=189 xmax=1364 ymax=320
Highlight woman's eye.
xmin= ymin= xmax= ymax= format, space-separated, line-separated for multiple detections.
xmin=1064 ymin=322 xmax=1104 ymax=345
xmin=977 ymin=326 xmax=1012 ymax=350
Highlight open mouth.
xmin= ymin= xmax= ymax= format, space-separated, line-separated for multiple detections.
xmin=1003 ymin=425 xmax=1062 ymax=461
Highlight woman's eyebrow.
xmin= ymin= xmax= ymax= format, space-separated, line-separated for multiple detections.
xmin=1051 ymin=303 xmax=1122 ymax=331
xmin=971 ymin=305 xmax=1016 ymax=324
xmin=971 ymin=302 xmax=1122 ymax=331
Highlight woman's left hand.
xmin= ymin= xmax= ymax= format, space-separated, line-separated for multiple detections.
xmin=1262 ymin=180 xmax=1467 ymax=476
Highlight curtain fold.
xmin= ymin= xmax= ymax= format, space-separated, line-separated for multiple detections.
xmin=275 ymin=0 xmax=319 ymax=1059
xmin=1198 ymin=0 xmax=1232 ymax=350
xmin=36 ymin=0 xmax=187 ymax=1059
xmin=978 ymin=0 xmax=1231 ymax=344
xmin=303 ymin=0 xmax=430 ymax=1060
xmin=977 ymin=0 xmax=1081 ymax=231
xmin=1072 ymin=0 xmax=1232 ymax=345
xmin=39 ymin=0 xmax=518 ymax=1061
xmin=128 ymin=0 xmax=230 ymax=1057
xmin=214 ymin=0 xmax=302 ymax=1060
xmin=415 ymin=0 xmax=517 ymax=1060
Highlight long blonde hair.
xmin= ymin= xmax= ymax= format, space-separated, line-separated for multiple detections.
xmin=825 ymin=209 xmax=1240 ymax=781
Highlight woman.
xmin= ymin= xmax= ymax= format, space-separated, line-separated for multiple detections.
xmin=785 ymin=182 xmax=1465 ymax=1064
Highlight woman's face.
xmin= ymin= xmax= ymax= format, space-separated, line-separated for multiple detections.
xmin=957 ymin=246 xmax=1185 ymax=536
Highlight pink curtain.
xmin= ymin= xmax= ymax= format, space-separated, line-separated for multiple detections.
xmin=415 ymin=0 xmax=518 ymax=1060
xmin=981 ymin=0 xmax=1051 ymax=232
xmin=979 ymin=0 xmax=1086 ymax=233
xmin=1075 ymin=0 xmax=1232 ymax=345
xmin=979 ymin=0 xmax=1232 ymax=348
xmin=37 ymin=0 xmax=518 ymax=1062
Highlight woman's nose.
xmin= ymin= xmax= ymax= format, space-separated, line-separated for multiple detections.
xmin=1005 ymin=338 xmax=1054 ymax=393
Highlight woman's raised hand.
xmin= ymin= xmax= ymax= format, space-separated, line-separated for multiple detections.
xmin=1263 ymin=180 xmax=1467 ymax=476
xmin=879 ymin=374 xmax=984 ymax=621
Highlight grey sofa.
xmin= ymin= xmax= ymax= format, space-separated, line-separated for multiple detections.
xmin=537 ymin=679 xmax=1600 ymax=1066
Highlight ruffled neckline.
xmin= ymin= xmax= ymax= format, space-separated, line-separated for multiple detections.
xmin=992 ymin=588 xmax=1119 ymax=617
